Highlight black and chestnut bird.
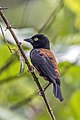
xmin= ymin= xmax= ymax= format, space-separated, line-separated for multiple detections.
xmin=24 ymin=34 xmax=64 ymax=102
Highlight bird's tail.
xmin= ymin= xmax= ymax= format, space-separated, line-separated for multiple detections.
xmin=53 ymin=83 xmax=64 ymax=102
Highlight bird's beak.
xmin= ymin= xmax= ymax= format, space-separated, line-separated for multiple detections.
xmin=24 ymin=38 xmax=33 ymax=44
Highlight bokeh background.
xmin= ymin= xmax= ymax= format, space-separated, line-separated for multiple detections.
xmin=0 ymin=0 xmax=80 ymax=120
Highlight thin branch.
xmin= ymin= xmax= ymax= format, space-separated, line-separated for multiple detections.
xmin=0 ymin=25 xmax=13 ymax=53
xmin=0 ymin=8 xmax=56 ymax=120
xmin=0 ymin=7 xmax=8 ymax=10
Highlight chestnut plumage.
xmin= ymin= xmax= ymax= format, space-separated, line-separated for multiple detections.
xmin=24 ymin=34 xmax=64 ymax=102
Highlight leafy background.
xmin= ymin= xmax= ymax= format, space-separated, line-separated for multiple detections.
xmin=0 ymin=0 xmax=80 ymax=120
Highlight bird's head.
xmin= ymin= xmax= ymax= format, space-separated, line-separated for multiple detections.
xmin=24 ymin=34 xmax=50 ymax=49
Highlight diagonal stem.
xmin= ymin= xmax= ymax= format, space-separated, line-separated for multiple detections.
xmin=0 ymin=8 xmax=56 ymax=120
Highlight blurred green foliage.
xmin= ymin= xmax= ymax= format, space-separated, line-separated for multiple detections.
xmin=0 ymin=0 xmax=80 ymax=120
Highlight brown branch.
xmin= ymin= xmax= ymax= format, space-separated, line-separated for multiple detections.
xmin=0 ymin=7 xmax=8 ymax=10
xmin=0 ymin=25 xmax=13 ymax=53
xmin=0 ymin=8 xmax=56 ymax=120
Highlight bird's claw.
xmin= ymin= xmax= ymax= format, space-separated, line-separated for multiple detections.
xmin=38 ymin=89 xmax=45 ymax=96
xmin=27 ymin=66 xmax=34 ymax=73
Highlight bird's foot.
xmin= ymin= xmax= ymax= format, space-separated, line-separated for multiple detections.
xmin=38 ymin=82 xmax=51 ymax=96
xmin=27 ymin=66 xmax=34 ymax=73
xmin=38 ymin=89 xmax=45 ymax=96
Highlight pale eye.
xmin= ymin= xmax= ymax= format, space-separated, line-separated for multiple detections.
xmin=34 ymin=38 xmax=38 ymax=41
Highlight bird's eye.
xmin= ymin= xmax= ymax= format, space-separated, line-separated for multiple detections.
xmin=34 ymin=38 xmax=38 ymax=41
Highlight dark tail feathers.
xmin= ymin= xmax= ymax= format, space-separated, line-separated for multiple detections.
xmin=53 ymin=83 xmax=64 ymax=102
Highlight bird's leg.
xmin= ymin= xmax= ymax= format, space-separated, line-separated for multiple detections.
xmin=39 ymin=82 xmax=51 ymax=96
xmin=43 ymin=82 xmax=51 ymax=91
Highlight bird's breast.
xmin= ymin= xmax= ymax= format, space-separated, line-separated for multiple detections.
xmin=30 ymin=49 xmax=40 ymax=59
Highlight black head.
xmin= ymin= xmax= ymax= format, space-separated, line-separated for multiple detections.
xmin=24 ymin=34 xmax=50 ymax=49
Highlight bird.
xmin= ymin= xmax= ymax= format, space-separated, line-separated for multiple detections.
xmin=24 ymin=33 xmax=64 ymax=102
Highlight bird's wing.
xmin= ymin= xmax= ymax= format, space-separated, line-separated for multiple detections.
xmin=30 ymin=49 xmax=60 ymax=84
